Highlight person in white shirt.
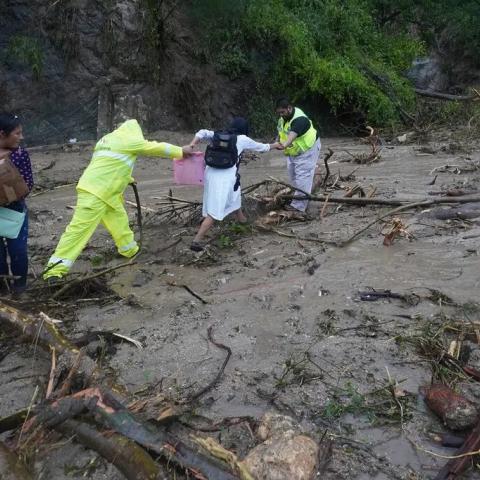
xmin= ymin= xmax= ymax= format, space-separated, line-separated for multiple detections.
xmin=188 ymin=117 xmax=282 ymax=251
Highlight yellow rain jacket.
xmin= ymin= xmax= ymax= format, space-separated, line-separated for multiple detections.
xmin=77 ymin=119 xmax=183 ymax=206
xmin=44 ymin=120 xmax=183 ymax=279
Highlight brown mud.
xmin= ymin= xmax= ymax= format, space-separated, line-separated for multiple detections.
xmin=1 ymin=129 xmax=480 ymax=479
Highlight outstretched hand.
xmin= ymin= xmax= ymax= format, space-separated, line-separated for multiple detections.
xmin=181 ymin=145 xmax=197 ymax=157
xmin=270 ymin=142 xmax=285 ymax=150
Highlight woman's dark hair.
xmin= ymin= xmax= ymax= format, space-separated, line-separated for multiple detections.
xmin=228 ymin=117 xmax=249 ymax=136
xmin=0 ymin=113 xmax=21 ymax=135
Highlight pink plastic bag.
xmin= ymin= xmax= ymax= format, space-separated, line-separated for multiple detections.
xmin=173 ymin=152 xmax=205 ymax=186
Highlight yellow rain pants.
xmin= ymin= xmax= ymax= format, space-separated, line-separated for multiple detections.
xmin=43 ymin=119 xmax=183 ymax=279
xmin=43 ymin=189 xmax=138 ymax=279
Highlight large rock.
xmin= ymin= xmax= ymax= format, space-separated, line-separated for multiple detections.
xmin=241 ymin=412 xmax=320 ymax=480
xmin=256 ymin=412 xmax=302 ymax=441
xmin=243 ymin=434 xmax=319 ymax=480
xmin=407 ymin=56 xmax=449 ymax=91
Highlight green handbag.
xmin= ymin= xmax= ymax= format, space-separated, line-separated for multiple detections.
xmin=0 ymin=207 xmax=26 ymax=239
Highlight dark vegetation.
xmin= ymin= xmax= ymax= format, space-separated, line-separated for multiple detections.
xmin=189 ymin=0 xmax=480 ymax=133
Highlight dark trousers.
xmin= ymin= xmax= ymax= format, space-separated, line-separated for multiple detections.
xmin=0 ymin=201 xmax=28 ymax=291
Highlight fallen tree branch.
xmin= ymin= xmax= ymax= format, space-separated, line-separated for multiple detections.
xmin=242 ymin=180 xmax=270 ymax=195
xmin=0 ymin=409 xmax=30 ymax=434
xmin=55 ymin=349 xmax=85 ymax=398
xmin=51 ymin=260 xmax=137 ymax=300
xmin=285 ymin=193 xmax=480 ymax=207
xmin=75 ymin=388 xmax=240 ymax=479
xmin=182 ymin=284 xmax=209 ymax=304
xmin=46 ymin=348 xmax=56 ymax=399
xmin=55 ymin=419 xmax=164 ymax=480
xmin=129 ymin=182 xmax=143 ymax=247
xmin=1 ymin=303 xmax=242 ymax=479
xmin=264 ymin=179 xmax=480 ymax=207
xmin=30 ymin=183 xmax=76 ymax=198
xmin=187 ymin=326 xmax=232 ymax=403
xmin=434 ymin=419 xmax=480 ymax=479
xmin=266 ymin=176 xmax=311 ymax=197
xmin=340 ymin=201 xmax=432 ymax=246
xmin=166 ymin=279 xmax=209 ymax=304
xmin=415 ymin=88 xmax=478 ymax=101
xmin=322 ymin=148 xmax=334 ymax=187
xmin=0 ymin=303 xmax=97 ymax=387
xmin=255 ymin=224 xmax=337 ymax=245
xmin=124 ymin=200 xmax=156 ymax=213
xmin=0 ymin=303 xmax=80 ymax=355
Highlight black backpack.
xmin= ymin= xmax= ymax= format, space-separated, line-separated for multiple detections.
xmin=204 ymin=131 xmax=238 ymax=169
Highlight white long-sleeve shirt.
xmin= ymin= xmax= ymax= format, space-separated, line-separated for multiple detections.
xmin=194 ymin=129 xmax=271 ymax=155
xmin=194 ymin=129 xmax=270 ymax=220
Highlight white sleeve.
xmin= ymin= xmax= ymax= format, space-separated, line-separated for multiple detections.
xmin=195 ymin=129 xmax=215 ymax=142
xmin=237 ymin=135 xmax=271 ymax=155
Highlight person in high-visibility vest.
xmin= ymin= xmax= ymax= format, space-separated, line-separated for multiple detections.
xmin=275 ymin=97 xmax=321 ymax=214
xmin=43 ymin=119 xmax=194 ymax=280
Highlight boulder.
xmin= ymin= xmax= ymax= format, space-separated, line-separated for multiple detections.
xmin=241 ymin=412 xmax=320 ymax=480
xmin=243 ymin=434 xmax=319 ymax=480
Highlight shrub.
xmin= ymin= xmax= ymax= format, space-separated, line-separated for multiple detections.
xmin=7 ymin=35 xmax=44 ymax=79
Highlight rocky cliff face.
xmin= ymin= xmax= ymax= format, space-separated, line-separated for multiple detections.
xmin=0 ymin=0 xmax=248 ymax=145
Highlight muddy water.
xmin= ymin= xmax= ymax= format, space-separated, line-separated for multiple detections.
xmin=2 ymin=132 xmax=480 ymax=478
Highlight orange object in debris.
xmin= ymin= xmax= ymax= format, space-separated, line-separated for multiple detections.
xmin=423 ymin=384 xmax=478 ymax=431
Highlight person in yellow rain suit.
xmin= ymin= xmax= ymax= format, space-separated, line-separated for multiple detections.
xmin=43 ymin=119 xmax=194 ymax=280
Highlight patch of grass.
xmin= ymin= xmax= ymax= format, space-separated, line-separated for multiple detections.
xmin=90 ymin=255 xmax=104 ymax=267
xmin=395 ymin=317 xmax=468 ymax=387
xmin=426 ymin=288 xmax=456 ymax=307
xmin=322 ymin=382 xmax=368 ymax=420
xmin=217 ymin=234 xmax=233 ymax=249
xmin=228 ymin=222 xmax=252 ymax=235
xmin=416 ymin=99 xmax=480 ymax=132
xmin=275 ymin=352 xmax=323 ymax=389
xmin=321 ymin=379 xmax=413 ymax=426
xmin=64 ymin=456 xmax=101 ymax=477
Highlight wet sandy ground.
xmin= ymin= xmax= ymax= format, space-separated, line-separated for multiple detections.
xmin=1 ymin=130 xmax=480 ymax=479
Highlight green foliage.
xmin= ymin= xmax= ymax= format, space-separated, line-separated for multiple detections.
xmin=417 ymin=99 xmax=480 ymax=131
xmin=189 ymin=0 xmax=478 ymax=128
xmin=228 ymin=222 xmax=252 ymax=235
xmin=246 ymin=95 xmax=277 ymax=137
xmin=416 ymin=0 xmax=480 ymax=66
xmin=213 ymin=29 xmax=249 ymax=79
xmin=190 ymin=0 xmax=424 ymax=127
xmin=322 ymin=383 xmax=367 ymax=420
xmin=7 ymin=35 xmax=44 ymax=79
xmin=90 ymin=255 xmax=104 ymax=267
xmin=217 ymin=234 xmax=233 ymax=248
xmin=322 ymin=380 xmax=412 ymax=425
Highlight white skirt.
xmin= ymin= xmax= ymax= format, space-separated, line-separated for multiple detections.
xmin=202 ymin=165 xmax=240 ymax=221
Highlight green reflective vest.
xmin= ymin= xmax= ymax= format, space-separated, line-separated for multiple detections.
xmin=277 ymin=107 xmax=317 ymax=156
xmin=77 ymin=119 xmax=182 ymax=207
